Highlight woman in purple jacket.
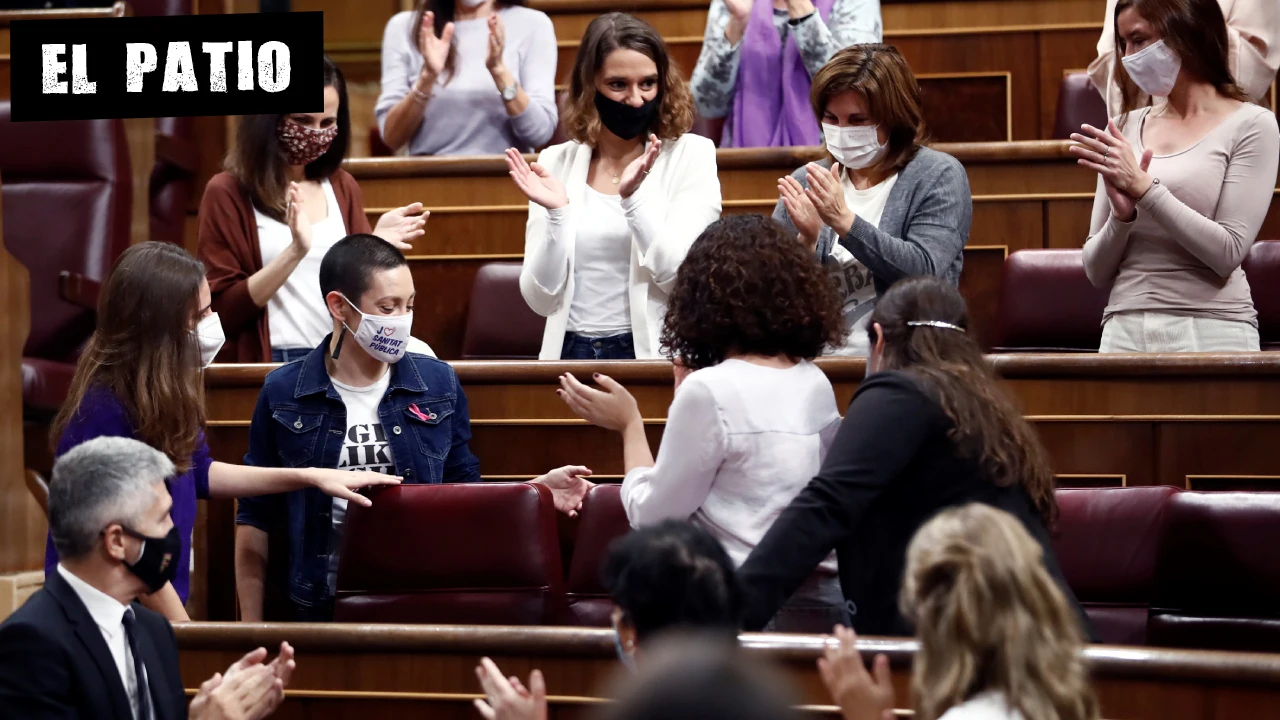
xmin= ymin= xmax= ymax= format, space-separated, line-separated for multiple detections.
xmin=45 ymin=242 xmax=398 ymax=622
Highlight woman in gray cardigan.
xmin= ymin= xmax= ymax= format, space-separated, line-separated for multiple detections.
xmin=773 ymin=44 xmax=971 ymax=355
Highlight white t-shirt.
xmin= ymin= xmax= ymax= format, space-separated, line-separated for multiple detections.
xmin=257 ymin=179 xmax=348 ymax=351
xmin=620 ymin=359 xmax=842 ymax=572
xmin=826 ymin=171 xmax=900 ymax=356
xmin=566 ymin=187 xmax=632 ymax=337
xmin=326 ymin=369 xmax=394 ymax=596
xmin=939 ymin=691 xmax=1026 ymax=720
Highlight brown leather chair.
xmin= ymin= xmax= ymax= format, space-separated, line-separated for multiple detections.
xmin=1242 ymin=240 xmax=1280 ymax=350
xmin=1052 ymin=72 xmax=1109 ymax=140
xmin=1148 ymin=492 xmax=1280 ymax=652
xmin=334 ymin=483 xmax=567 ymax=624
xmin=461 ymin=262 xmax=546 ymax=359
xmin=991 ymin=249 xmax=1109 ymax=352
xmin=1053 ymin=486 xmax=1180 ymax=646
xmin=562 ymin=483 xmax=630 ymax=626
xmin=0 ymin=102 xmax=132 ymax=416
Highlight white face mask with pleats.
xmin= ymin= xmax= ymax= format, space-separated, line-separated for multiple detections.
xmin=1121 ymin=39 xmax=1182 ymax=97
xmin=194 ymin=313 xmax=225 ymax=368
xmin=822 ymin=123 xmax=888 ymax=170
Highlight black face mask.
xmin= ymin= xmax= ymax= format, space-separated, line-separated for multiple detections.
xmin=122 ymin=526 xmax=181 ymax=594
xmin=594 ymin=93 xmax=659 ymax=141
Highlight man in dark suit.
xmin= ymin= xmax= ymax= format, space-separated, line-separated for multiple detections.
xmin=0 ymin=437 xmax=295 ymax=719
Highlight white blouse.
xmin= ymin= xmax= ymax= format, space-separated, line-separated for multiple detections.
xmin=621 ymin=359 xmax=842 ymax=571
xmin=257 ymin=179 xmax=347 ymax=351
xmin=520 ymin=134 xmax=723 ymax=359
xmin=938 ymin=691 xmax=1026 ymax=720
xmin=566 ymin=187 xmax=632 ymax=337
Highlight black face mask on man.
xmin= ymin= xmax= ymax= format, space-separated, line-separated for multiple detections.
xmin=121 ymin=526 xmax=181 ymax=594
xmin=594 ymin=92 xmax=659 ymax=141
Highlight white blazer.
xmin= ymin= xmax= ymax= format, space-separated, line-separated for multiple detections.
xmin=519 ymin=134 xmax=723 ymax=359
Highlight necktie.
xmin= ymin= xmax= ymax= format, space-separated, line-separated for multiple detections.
xmin=121 ymin=608 xmax=152 ymax=720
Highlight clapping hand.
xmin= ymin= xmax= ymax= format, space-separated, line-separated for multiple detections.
xmin=779 ymin=175 xmax=823 ymax=249
xmin=419 ymin=11 xmax=455 ymax=79
xmin=817 ymin=626 xmax=895 ymax=720
xmin=486 ymin=15 xmax=506 ymax=71
xmin=534 ymin=465 xmax=595 ymax=516
xmin=474 ymin=657 xmax=548 ymax=720
xmin=286 ymin=182 xmax=311 ymax=255
xmin=506 ymin=148 xmax=569 ymax=209
xmin=618 ymin=136 xmax=662 ymax=199
xmin=724 ymin=0 xmax=751 ymax=21
xmin=1069 ymin=121 xmax=1154 ymax=222
xmin=191 ymin=643 xmax=296 ymax=720
xmin=804 ymin=163 xmax=857 ymax=237
xmin=374 ymin=203 xmax=429 ymax=250
xmin=557 ymin=372 xmax=641 ymax=433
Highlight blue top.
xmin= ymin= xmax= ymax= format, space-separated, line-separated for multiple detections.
xmin=44 ymin=386 xmax=212 ymax=605
xmin=236 ymin=336 xmax=481 ymax=610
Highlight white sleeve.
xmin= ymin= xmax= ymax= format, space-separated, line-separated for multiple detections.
xmin=518 ymin=149 xmax=575 ymax=316
xmin=620 ymin=378 xmax=726 ymax=527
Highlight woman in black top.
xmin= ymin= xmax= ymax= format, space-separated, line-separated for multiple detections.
xmin=737 ymin=276 xmax=1093 ymax=639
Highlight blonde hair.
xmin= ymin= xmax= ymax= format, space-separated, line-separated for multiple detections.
xmin=901 ymin=504 xmax=1098 ymax=720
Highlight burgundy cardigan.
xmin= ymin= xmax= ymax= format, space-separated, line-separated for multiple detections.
xmin=196 ymin=170 xmax=373 ymax=363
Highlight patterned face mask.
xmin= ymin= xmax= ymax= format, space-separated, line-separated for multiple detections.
xmin=276 ymin=117 xmax=339 ymax=166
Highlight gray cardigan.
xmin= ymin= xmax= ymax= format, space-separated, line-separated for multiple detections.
xmin=772 ymin=146 xmax=972 ymax=306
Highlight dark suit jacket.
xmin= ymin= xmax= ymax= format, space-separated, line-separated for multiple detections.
xmin=0 ymin=569 xmax=186 ymax=719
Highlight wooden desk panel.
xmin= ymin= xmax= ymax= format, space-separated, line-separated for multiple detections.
xmin=174 ymin=624 xmax=1280 ymax=720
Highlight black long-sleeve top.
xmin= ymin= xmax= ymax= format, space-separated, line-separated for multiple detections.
xmin=737 ymin=371 xmax=1094 ymax=639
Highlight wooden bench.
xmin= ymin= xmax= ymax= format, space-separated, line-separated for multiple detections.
xmin=174 ymin=623 xmax=1280 ymax=720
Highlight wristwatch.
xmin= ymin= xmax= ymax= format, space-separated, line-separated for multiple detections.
xmin=501 ymin=82 xmax=520 ymax=102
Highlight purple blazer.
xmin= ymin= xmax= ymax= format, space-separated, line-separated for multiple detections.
xmin=44 ymin=385 xmax=212 ymax=605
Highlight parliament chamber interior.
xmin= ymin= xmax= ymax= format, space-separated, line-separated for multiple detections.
xmin=1 ymin=0 xmax=1280 ymax=718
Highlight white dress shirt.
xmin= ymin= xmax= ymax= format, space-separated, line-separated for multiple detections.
xmin=938 ymin=691 xmax=1026 ymax=720
xmin=56 ymin=564 xmax=154 ymax=720
xmin=620 ymin=359 xmax=842 ymax=571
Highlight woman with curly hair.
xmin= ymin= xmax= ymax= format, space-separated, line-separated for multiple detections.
xmin=546 ymin=215 xmax=847 ymax=631
xmin=505 ymin=12 xmax=722 ymax=360
xmin=736 ymin=276 xmax=1093 ymax=640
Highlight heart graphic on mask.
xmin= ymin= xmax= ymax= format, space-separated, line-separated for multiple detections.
xmin=380 ymin=327 xmax=396 ymax=336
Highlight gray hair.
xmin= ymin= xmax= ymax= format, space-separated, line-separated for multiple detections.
xmin=49 ymin=437 xmax=175 ymax=560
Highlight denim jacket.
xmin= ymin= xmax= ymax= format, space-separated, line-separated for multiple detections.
xmin=236 ymin=337 xmax=481 ymax=610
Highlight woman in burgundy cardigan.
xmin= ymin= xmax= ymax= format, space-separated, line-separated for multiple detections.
xmin=199 ymin=56 xmax=428 ymax=364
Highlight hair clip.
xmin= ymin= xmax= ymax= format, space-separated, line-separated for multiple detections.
xmin=907 ymin=320 xmax=966 ymax=333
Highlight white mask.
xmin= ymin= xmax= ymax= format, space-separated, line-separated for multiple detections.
xmin=194 ymin=313 xmax=225 ymax=368
xmin=822 ymin=123 xmax=887 ymax=170
xmin=1121 ymin=39 xmax=1182 ymax=97
xmin=458 ymin=0 xmax=487 ymax=7
xmin=340 ymin=295 xmax=414 ymax=364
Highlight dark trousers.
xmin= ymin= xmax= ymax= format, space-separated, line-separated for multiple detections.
xmin=560 ymin=332 xmax=636 ymax=360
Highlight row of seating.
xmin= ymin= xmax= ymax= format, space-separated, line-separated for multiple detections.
xmin=992 ymin=243 xmax=1280 ymax=352
xmin=333 ymin=481 xmax=1280 ymax=652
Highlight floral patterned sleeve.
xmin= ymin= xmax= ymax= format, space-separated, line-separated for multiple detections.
xmin=690 ymin=0 xmax=741 ymax=119
xmin=792 ymin=0 xmax=884 ymax=77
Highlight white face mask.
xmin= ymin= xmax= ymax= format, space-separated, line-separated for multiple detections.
xmin=340 ymin=295 xmax=414 ymax=364
xmin=822 ymin=123 xmax=887 ymax=170
xmin=458 ymin=0 xmax=487 ymax=7
xmin=1121 ymin=39 xmax=1182 ymax=97
xmin=194 ymin=313 xmax=225 ymax=368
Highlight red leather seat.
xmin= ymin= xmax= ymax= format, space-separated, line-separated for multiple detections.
xmin=1242 ymin=240 xmax=1280 ymax=350
xmin=1053 ymin=486 xmax=1179 ymax=645
xmin=562 ymin=484 xmax=631 ymax=626
xmin=334 ymin=483 xmax=566 ymax=624
xmin=991 ymin=249 xmax=1109 ymax=352
xmin=1052 ymin=72 xmax=1109 ymax=140
xmin=0 ymin=102 xmax=132 ymax=415
xmin=461 ymin=262 xmax=546 ymax=359
xmin=1148 ymin=492 xmax=1280 ymax=652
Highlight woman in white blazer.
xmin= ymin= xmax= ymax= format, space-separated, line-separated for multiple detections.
xmin=504 ymin=12 xmax=723 ymax=360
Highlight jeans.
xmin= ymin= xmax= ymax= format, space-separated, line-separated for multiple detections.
xmin=763 ymin=572 xmax=851 ymax=634
xmin=560 ymin=332 xmax=636 ymax=360
xmin=272 ymin=347 xmax=313 ymax=363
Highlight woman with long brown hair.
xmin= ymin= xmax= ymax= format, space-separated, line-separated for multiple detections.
xmin=818 ymin=504 xmax=1098 ymax=720
xmin=773 ymin=45 xmax=970 ymax=355
xmin=736 ymin=276 xmax=1092 ymax=639
xmin=1072 ymin=0 xmax=1279 ymax=353
xmin=200 ymin=55 xmax=429 ymax=364
xmin=45 ymin=242 xmax=399 ymax=622
xmin=377 ymin=0 xmax=558 ymax=154
xmin=506 ymin=12 xmax=722 ymax=359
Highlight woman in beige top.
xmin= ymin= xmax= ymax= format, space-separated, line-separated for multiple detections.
xmin=1072 ymin=0 xmax=1280 ymax=353
xmin=1088 ymin=0 xmax=1278 ymax=118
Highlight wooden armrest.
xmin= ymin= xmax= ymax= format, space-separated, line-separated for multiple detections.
xmin=156 ymin=132 xmax=199 ymax=175
xmin=25 ymin=470 xmax=48 ymax=516
xmin=59 ymin=271 xmax=101 ymax=311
